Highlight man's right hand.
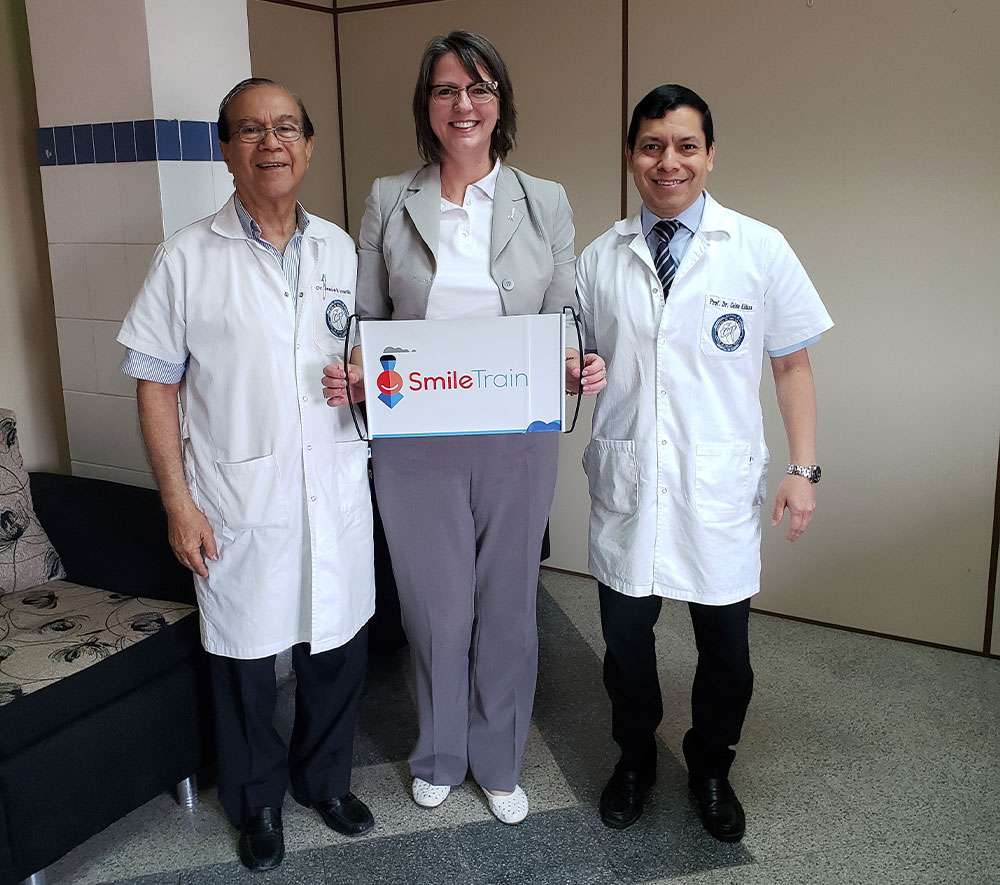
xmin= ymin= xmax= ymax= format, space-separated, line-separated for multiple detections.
xmin=322 ymin=361 xmax=366 ymax=406
xmin=166 ymin=500 xmax=218 ymax=577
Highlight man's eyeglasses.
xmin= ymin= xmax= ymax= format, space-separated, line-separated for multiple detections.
xmin=429 ymin=81 xmax=498 ymax=105
xmin=236 ymin=123 xmax=304 ymax=144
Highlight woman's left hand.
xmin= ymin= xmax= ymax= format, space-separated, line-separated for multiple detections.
xmin=565 ymin=352 xmax=607 ymax=396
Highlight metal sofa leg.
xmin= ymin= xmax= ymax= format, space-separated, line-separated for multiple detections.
xmin=20 ymin=872 xmax=46 ymax=885
xmin=174 ymin=774 xmax=197 ymax=809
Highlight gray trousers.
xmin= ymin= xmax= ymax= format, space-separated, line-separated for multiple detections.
xmin=372 ymin=432 xmax=559 ymax=792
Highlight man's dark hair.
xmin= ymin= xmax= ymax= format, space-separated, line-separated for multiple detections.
xmin=627 ymin=84 xmax=713 ymax=152
xmin=412 ymin=30 xmax=516 ymax=164
xmin=217 ymin=77 xmax=315 ymax=143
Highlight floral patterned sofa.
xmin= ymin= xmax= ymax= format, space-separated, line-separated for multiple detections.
xmin=0 ymin=409 xmax=212 ymax=885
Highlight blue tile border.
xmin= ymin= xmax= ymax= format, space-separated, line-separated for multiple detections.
xmin=37 ymin=127 xmax=56 ymax=166
xmin=180 ymin=120 xmax=211 ymax=161
xmin=36 ymin=119 xmax=224 ymax=166
xmin=210 ymin=122 xmax=223 ymax=161
xmin=93 ymin=123 xmax=115 ymax=163
xmin=72 ymin=124 xmax=95 ymax=164
xmin=155 ymin=119 xmax=181 ymax=160
xmin=113 ymin=121 xmax=137 ymax=163
xmin=134 ymin=119 xmax=156 ymax=161
xmin=54 ymin=126 xmax=75 ymax=165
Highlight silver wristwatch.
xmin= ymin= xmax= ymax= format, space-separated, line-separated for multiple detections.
xmin=787 ymin=463 xmax=821 ymax=484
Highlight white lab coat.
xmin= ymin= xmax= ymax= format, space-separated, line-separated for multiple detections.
xmin=118 ymin=196 xmax=374 ymax=658
xmin=576 ymin=194 xmax=833 ymax=605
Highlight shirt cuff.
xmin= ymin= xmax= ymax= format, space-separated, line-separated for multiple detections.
xmin=121 ymin=348 xmax=186 ymax=383
xmin=767 ymin=333 xmax=821 ymax=358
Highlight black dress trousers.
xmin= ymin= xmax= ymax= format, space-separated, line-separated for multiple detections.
xmin=598 ymin=583 xmax=753 ymax=779
xmin=208 ymin=625 xmax=368 ymax=825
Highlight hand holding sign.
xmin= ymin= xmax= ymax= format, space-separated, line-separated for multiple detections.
xmin=565 ymin=351 xmax=607 ymax=396
xmin=322 ymin=359 xmax=366 ymax=407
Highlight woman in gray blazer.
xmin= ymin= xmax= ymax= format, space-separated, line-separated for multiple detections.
xmin=324 ymin=30 xmax=604 ymax=824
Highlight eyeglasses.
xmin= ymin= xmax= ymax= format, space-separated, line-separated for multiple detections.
xmin=235 ymin=123 xmax=304 ymax=144
xmin=429 ymin=81 xmax=498 ymax=105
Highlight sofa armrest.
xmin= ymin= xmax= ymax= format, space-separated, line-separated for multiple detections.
xmin=28 ymin=472 xmax=195 ymax=605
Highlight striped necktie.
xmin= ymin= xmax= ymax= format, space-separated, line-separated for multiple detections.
xmin=652 ymin=218 xmax=680 ymax=298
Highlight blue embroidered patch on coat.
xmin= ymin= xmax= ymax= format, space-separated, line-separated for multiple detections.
xmin=712 ymin=313 xmax=745 ymax=352
xmin=325 ymin=299 xmax=350 ymax=338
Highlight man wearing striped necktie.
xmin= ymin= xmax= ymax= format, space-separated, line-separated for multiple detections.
xmin=576 ymin=84 xmax=833 ymax=842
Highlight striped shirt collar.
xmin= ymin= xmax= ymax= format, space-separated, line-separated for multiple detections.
xmin=234 ymin=195 xmax=310 ymax=245
xmin=233 ymin=195 xmax=308 ymax=293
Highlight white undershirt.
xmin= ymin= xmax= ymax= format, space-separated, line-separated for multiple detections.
xmin=425 ymin=161 xmax=503 ymax=320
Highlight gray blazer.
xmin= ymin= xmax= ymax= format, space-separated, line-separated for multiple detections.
xmin=356 ymin=163 xmax=576 ymax=321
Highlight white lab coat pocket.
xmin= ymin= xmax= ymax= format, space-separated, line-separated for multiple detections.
xmin=583 ymin=438 xmax=638 ymax=515
xmin=214 ymin=454 xmax=289 ymax=532
xmin=333 ymin=440 xmax=370 ymax=514
xmin=695 ymin=444 xmax=751 ymax=523
xmin=700 ymin=295 xmax=756 ymax=359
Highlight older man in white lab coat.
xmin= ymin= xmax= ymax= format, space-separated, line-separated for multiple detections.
xmin=118 ymin=79 xmax=375 ymax=871
xmin=577 ymin=84 xmax=833 ymax=842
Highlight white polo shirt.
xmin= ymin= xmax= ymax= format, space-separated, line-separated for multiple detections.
xmin=425 ymin=161 xmax=503 ymax=320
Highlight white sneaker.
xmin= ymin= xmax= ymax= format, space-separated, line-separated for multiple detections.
xmin=481 ymin=784 xmax=529 ymax=824
xmin=412 ymin=777 xmax=451 ymax=808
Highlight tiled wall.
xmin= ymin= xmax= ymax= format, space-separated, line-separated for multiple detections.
xmin=26 ymin=0 xmax=250 ymax=490
xmin=37 ymin=119 xmax=235 ymax=488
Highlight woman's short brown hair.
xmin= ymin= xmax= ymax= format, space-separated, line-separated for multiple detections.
xmin=412 ymin=30 xmax=516 ymax=164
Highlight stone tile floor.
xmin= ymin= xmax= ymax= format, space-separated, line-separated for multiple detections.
xmin=43 ymin=569 xmax=1000 ymax=884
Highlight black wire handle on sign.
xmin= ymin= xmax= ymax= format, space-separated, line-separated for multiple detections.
xmin=343 ymin=313 xmax=370 ymax=442
xmin=563 ymin=305 xmax=585 ymax=434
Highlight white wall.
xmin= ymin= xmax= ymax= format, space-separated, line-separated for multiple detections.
xmin=335 ymin=0 xmax=622 ymax=578
xmin=7 ymin=0 xmax=996 ymax=652
xmin=247 ymin=0 xmax=344 ymax=226
xmin=0 ymin=0 xmax=68 ymax=471
xmin=329 ymin=0 xmax=999 ymax=651
xmin=146 ymin=0 xmax=250 ymax=121
xmin=24 ymin=0 xmax=251 ymax=487
xmin=627 ymin=0 xmax=999 ymax=650
xmin=25 ymin=0 xmax=153 ymax=127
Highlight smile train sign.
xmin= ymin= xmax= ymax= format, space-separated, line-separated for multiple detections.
xmin=358 ymin=314 xmax=566 ymax=439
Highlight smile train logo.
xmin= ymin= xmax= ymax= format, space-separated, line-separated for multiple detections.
xmin=376 ymin=352 xmax=404 ymax=409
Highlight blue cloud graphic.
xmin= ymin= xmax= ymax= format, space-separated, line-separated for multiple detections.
xmin=526 ymin=420 xmax=561 ymax=433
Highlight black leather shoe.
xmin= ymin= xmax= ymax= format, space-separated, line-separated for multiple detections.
xmin=689 ymin=776 xmax=745 ymax=842
xmin=300 ymin=792 xmax=375 ymax=836
xmin=599 ymin=768 xmax=655 ymax=829
xmin=238 ymin=807 xmax=285 ymax=871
